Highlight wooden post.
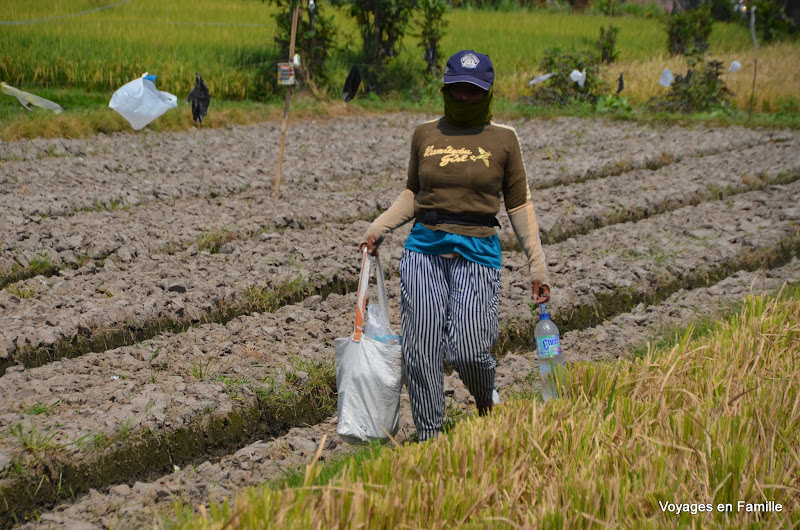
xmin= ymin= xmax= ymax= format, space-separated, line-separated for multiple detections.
xmin=274 ymin=5 xmax=301 ymax=200
xmin=748 ymin=57 xmax=758 ymax=123
xmin=747 ymin=6 xmax=759 ymax=123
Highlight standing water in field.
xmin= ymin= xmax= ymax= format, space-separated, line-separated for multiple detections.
xmin=535 ymin=304 xmax=565 ymax=401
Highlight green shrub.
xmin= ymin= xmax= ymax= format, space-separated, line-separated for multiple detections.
xmin=331 ymin=0 xmax=418 ymax=93
xmin=592 ymin=0 xmax=615 ymax=15
xmin=664 ymin=5 xmax=713 ymax=55
xmin=647 ymin=57 xmax=732 ymax=113
xmin=528 ymin=48 xmax=607 ymax=106
xmin=597 ymin=25 xmax=620 ymax=63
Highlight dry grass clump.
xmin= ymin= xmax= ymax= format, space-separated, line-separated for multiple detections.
xmin=600 ymin=41 xmax=800 ymax=111
xmin=172 ymin=285 xmax=800 ymax=529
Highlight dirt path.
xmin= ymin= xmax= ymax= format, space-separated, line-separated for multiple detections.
xmin=0 ymin=114 xmax=798 ymax=528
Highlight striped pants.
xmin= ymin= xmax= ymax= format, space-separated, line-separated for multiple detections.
xmin=399 ymin=250 xmax=501 ymax=441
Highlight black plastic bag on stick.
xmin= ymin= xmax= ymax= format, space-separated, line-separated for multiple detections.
xmin=188 ymin=73 xmax=210 ymax=123
xmin=342 ymin=66 xmax=361 ymax=102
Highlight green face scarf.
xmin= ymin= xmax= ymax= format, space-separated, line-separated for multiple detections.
xmin=442 ymin=86 xmax=494 ymax=128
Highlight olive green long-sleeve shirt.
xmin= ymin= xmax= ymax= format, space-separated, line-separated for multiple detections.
xmin=407 ymin=118 xmax=532 ymax=238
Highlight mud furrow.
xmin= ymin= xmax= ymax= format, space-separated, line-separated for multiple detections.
xmin=3 ymin=134 xmax=796 ymax=288
xmin=3 ymin=170 xmax=799 ymax=377
xmin=499 ymin=182 xmax=800 ymax=329
xmin=2 ymin=115 xmax=799 ymax=524
xmin=0 ymin=116 xmax=418 ymax=218
xmin=0 ymin=116 xmax=785 ymax=220
xmin=17 ymin=260 xmax=800 ymax=530
xmin=0 ymin=190 xmax=390 ymax=287
xmin=513 ymin=139 xmax=800 ymax=244
xmin=525 ymin=123 xmax=791 ymax=190
xmin=1 ymin=183 xmax=798 ymax=524
xmin=0 ymin=223 xmax=370 ymax=376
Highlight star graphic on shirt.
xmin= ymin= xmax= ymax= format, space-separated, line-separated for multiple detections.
xmin=470 ymin=147 xmax=492 ymax=167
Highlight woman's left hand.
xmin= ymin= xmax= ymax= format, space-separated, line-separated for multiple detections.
xmin=532 ymin=280 xmax=550 ymax=304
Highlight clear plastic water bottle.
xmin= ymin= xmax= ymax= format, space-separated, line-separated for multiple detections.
xmin=535 ymin=304 xmax=564 ymax=401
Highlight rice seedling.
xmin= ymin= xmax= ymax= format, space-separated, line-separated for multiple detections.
xmin=245 ymin=275 xmax=316 ymax=313
xmin=26 ymin=401 xmax=61 ymax=416
xmin=195 ymin=227 xmax=238 ymax=254
xmin=190 ymin=356 xmax=217 ymax=381
xmin=25 ymin=253 xmax=55 ymax=276
xmin=8 ymin=423 xmax=62 ymax=465
xmin=5 ymin=283 xmax=37 ymax=299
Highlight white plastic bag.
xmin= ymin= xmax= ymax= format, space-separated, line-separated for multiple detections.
xmin=335 ymin=249 xmax=403 ymax=445
xmin=1 ymin=82 xmax=62 ymax=114
xmin=659 ymin=68 xmax=674 ymax=88
xmin=569 ymin=69 xmax=586 ymax=87
xmin=109 ymin=74 xmax=177 ymax=130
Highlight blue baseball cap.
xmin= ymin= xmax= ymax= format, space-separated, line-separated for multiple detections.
xmin=443 ymin=50 xmax=494 ymax=91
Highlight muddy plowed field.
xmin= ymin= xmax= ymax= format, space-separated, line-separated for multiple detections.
xmin=1 ymin=114 xmax=799 ymax=528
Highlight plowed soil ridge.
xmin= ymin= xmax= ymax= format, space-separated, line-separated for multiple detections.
xmin=3 ymin=136 xmax=798 ymax=288
xmin=3 ymin=133 xmax=799 ymax=378
xmin=1 ymin=116 xmax=782 ymax=218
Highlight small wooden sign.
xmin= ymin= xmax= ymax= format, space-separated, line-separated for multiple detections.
xmin=277 ymin=63 xmax=296 ymax=86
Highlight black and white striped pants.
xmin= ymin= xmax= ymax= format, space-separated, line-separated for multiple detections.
xmin=399 ymin=249 xmax=501 ymax=441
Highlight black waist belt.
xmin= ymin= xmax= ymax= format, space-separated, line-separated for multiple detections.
xmin=416 ymin=210 xmax=500 ymax=227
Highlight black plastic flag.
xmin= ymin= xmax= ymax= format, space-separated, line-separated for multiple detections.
xmin=188 ymin=73 xmax=210 ymax=123
xmin=342 ymin=66 xmax=361 ymax=103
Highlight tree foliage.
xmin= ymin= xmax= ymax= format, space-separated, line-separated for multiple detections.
xmin=332 ymin=0 xmax=417 ymax=64
xmin=664 ymin=4 xmax=712 ymax=56
xmin=417 ymin=0 xmax=450 ymax=75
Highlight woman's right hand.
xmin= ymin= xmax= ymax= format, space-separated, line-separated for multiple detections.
xmin=361 ymin=233 xmax=379 ymax=256
xmin=532 ymin=280 xmax=550 ymax=304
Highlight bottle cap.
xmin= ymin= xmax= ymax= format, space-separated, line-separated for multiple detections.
xmin=539 ymin=303 xmax=550 ymax=320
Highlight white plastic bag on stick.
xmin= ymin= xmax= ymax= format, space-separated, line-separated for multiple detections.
xmin=335 ymin=249 xmax=403 ymax=445
xmin=109 ymin=74 xmax=177 ymax=130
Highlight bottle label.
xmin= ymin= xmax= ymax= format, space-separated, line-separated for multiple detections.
xmin=537 ymin=334 xmax=561 ymax=357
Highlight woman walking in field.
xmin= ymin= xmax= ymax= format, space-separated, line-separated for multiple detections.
xmin=361 ymin=49 xmax=550 ymax=442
